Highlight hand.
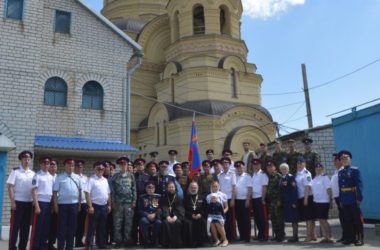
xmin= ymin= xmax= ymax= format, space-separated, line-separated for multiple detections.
xmin=262 ymin=199 xmax=266 ymax=205
xmin=78 ymin=204 xmax=81 ymax=212
xmin=196 ymin=214 xmax=202 ymax=219
xmin=303 ymin=198 xmax=308 ymax=206
xmin=11 ymin=201 xmax=16 ymax=210
xmin=229 ymin=199 xmax=235 ymax=208
xmin=53 ymin=204 xmax=59 ymax=214
xmin=107 ymin=205 xmax=111 ymax=213
xmin=88 ymin=206 xmax=94 ymax=214
xmin=148 ymin=213 xmax=156 ymax=221
xmin=292 ymin=204 xmax=296 ymax=208
xmin=356 ymin=200 xmax=361 ymax=207
xmin=34 ymin=206 xmax=41 ymax=214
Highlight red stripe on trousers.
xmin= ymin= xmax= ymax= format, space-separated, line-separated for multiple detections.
xmin=29 ymin=211 xmax=38 ymax=250
xmin=262 ymin=204 xmax=269 ymax=240
xmin=9 ymin=209 xmax=16 ymax=249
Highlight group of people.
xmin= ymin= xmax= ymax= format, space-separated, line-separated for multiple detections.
xmin=6 ymin=138 xmax=364 ymax=250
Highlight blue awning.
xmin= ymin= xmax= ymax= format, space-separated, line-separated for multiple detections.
xmin=35 ymin=135 xmax=138 ymax=152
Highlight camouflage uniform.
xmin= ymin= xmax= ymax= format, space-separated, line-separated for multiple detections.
xmin=198 ymin=173 xmax=218 ymax=197
xmin=303 ymin=150 xmax=320 ymax=177
xmin=272 ymin=150 xmax=288 ymax=171
xmin=259 ymin=153 xmax=271 ymax=173
xmin=287 ymin=150 xmax=302 ymax=175
xmin=266 ymin=172 xmax=285 ymax=241
xmin=111 ymin=172 xmax=137 ymax=245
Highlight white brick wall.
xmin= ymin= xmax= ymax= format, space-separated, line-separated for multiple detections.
xmin=0 ymin=0 xmax=135 ymax=225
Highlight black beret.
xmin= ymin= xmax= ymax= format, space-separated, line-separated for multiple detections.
xmin=206 ymin=149 xmax=214 ymax=154
xmin=222 ymin=149 xmax=232 ymax=155
xmin=149 ymin=151 xmax=158 ymax=157
xmin=116 ymin=156 xmax=130 ymax=164
xmin=18 ymin=150 xmax=33 ymax=160
xmin=220 ymin=157 xmax=231 ymax=164
xmin=252 ymin=158 xmax=262 ymax=165
xmin=146 ymin=161 xmax=158 ymax=169
xmin=302 ymin=138 xmax=313 ymax=144
xmin=63 ymin=158 xmax=75 ymax=165
xmin=159 ymin=160 xmax=169 ymax=166
xmin=168 ymin=149 xmax=178 ymax=155
xmin=234 ymin=160 xmax=245 ymax=167
xmin=173 ymin=163 xmax=182 ymax=170
xmin=338 ymin=150 xmax=352 ymax=159
xmin=202 ymin=160 xmax=211 ymax=166
xmin=39 ymin=156 xmax=52 ymax=163
xmin=134 ymin=158 xmax=146 ymax=165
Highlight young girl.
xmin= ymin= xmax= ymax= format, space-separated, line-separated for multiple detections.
xmin=206 ymin=180 xmax=229 ymax=247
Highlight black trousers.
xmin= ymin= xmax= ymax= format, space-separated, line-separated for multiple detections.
xmin=342 ymin=204 xmax=363 ymax=242
xmin=334 ymin=198 xmax=344 ymax=238
xmin=252 ymin=198 xmax=268 ymax=241
xmin=224 ymin=199 xmax=237 ymax=241
xmin=235 ymin=199 xmax=251 ymax=242
xmin=8 ymin=201 xmax=33 ymax=250
xmin=75 ymin=203 xmax=87 ymax=246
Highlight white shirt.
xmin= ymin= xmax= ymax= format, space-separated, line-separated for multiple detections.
xmin=206 ymin=191 xmax=228 ymax=208
xmin=312 ymin=175 xmax=332 ymax=203
xmin=7 ymin=166 xmax=35 ymax=202
xmin=218 ymin=170 xmax=236 ymax=199
xmin=85 ymin=175 xmax=110 ymax=205
xmin=32 ymin=170 xmax=54 ymax=202
xmin=235 ymin=173 xmax=252 ymax=200
xmin=77 ymin=173 xmax=88 ymax=203
xmin=295 ymin=168 xmax=312 ymax=199
xmin=251 ymin=170 xmax=268 ymax=198
xmin=168 ymin=160 xmax=179 ymax=177
xmin=331 ymin=167 xmax=343 ymax=198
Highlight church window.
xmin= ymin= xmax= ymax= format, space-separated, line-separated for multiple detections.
xmin=230 ymin=68 xmax=237 ymax=98
xmin=156 ymin=122 xmax=160 ymax=146
xmin=55 ymin=10 xmax=71 ymax=34
xmin=163 ymin=120 xmax=167 ymax=145
xmin=5 ymin=0 xmax=24 ymax=20
xmin=193 ymin=5 xmax=205 ymax=35
xmin=44 ymin=77 xmax=67 ymax=106
xmin=82 ymin=81 xmax=104 ymax=110
xmin=220 ymin=6 xmax=231 ymax=35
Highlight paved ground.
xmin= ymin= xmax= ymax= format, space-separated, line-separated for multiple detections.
xmin=1 ymin=220 xmax=379 ymax=249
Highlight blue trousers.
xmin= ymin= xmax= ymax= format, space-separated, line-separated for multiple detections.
xmin=139 ymin=217 xmax=161 ymax=245
xmin=57 ymin=204 xmax=79 ymax=250
xmin=86 ymin=204 xmax=108 ymax=248
xmin=9 ymin=201 xmax=33 ymax=250
xmin=30 ymin=201 xmax=51 ymax=250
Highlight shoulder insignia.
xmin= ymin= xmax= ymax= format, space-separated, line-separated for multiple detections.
xmin=304 ymin=170 xmax=308 ymax=174
xmin=12 ymin=167 xmax=18 ymax=171
xmin=351 ymin=166 xmax=358 ymax=170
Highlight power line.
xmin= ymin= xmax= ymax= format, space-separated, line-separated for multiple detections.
xmin=281 ymin=102 xmax=305 ymax=124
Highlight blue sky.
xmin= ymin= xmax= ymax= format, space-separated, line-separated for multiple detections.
xmin=85 ymin=0 xmax=380 ymax=135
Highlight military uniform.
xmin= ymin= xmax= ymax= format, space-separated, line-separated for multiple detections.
xmin=198 ymin=173 xmax=218 ymax=197
xmin=259 ymin=153 xmax=271 ymax=173
xmin=266 ymin=172 xmax=285 ymax=241
xmin=338 ymin=164 xmax=363 ymax=245
xmin=272 ymin=151 xmax=288 ymax=171
xmin=287 ymin=150 xmax=302 ymax=175
xmin=111 ymin=171 xmax=137 ymax=246
xmin=138 ymin=193 xmax=162 ymax=247
xmin=303 ymin=150 xmax=320 ymax=178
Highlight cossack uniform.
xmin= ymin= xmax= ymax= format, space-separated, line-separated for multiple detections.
xmin=138 ymin=192 xmax=162 ymax=247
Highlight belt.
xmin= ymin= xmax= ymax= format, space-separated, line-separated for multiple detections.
xmin=340 ymin=187 xmax=356 ymax=192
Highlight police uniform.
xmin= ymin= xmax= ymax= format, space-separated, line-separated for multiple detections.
xmin=7 ymin=163 xmax=35 ymax=250
xmin=75 ymin=173 xmax=88 ymax=247
xmin=111 ymin=170 xmax=136 ymax=246
xmin=235 ymin=169 xmax=252 ymax=242
xmin=53 ymin=169 xmax=81 ymax=250
xmin=138 ymin=192 xmax=162 ymax=247
xmin=30 ymin=169 xmax=54 ymax=250
xmin=295 ymin=167 xmax=314 ymax=221
xmin=218 ymin=168 xmax=237 ymax=241
xmin=85 ymin=174 xmax=110 ymax=249
xmin=338 ymin=151 xmax=363 ymax=246
xmin=251 ymin=168 xmax=269 ymax=241
xmin=311 ymin=172 xmax=331 ymax=220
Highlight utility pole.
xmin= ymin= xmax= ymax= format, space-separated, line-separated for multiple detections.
xmin=302 ymin=64 xmax=313 ymax=128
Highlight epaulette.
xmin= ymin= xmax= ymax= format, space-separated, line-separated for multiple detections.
xmin=154 ymin=193 xmax=161 ymax=198
xmin=288 ymin=174 xmax=293 ymax=177
xmin=322 ymin=173 xmax=327 ymax=176
xmin=12 ymin=167 xmax=19 ymax=171
xmin=304 ymin=170 xmax=309 ymax=174
xmin=351 ymin=166 xmax=358 ymax=170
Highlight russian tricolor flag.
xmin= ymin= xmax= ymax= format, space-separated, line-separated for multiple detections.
xmin=188 ymin=114 xmax=201 ymax=178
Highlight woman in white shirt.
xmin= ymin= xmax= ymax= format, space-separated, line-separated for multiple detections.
xmin=311 ymin=163 xmax=333 ymax=243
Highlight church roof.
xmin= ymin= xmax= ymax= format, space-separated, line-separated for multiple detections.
xmin=138 ymin=100 xmax=273 ymax=129
xmin=114 ymin=18 xmax=148 ymax=33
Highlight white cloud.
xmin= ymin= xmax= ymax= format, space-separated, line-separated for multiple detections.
xmin=242 ymin=0 xmax=305 ymax=19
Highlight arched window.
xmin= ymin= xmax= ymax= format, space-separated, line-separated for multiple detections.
xmin=163 ymin=120 xmax=168 ymax=145
xmin=44 ymin=77 xmax=67 ymax=106
xmin=82 ymin=81 xmax=104 ymax=110
xmin=156 ymin=122 xmax=160 ymax=146
xmin=193 ymin=5 xmax=205 ymax=35
xmin=172 ymin=11 xmax=180 ymax=41
xmin=220 ymin=6 xmax=231 ymax=35
xmin=230 ymin=68 xmax=237 ymax=98
xmin=171 ymin=77 xmax=175 ymax=103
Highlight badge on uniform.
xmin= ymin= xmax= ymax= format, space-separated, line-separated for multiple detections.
xmin=32 ymin=178 xmax=36 ymax=185
xmin=307 ymin=176 xmax=311 ymax=182
xmin=152 ymin=198 xmax=159 ymax=208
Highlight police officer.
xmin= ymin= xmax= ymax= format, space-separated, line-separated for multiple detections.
xmin=30 ymin=156 xmax=54 ymax=250
xmin=218 ymin=157 xmax=237 ymax=241
xmin=167 ymin=150 xmax=179 ymax=177
xmin=157 ymin=160 xmax=183 ymax=198
xmin=271 ymin=140 xmax=288 ymax=171
xmin=338 ymin=150 xmax=364 ymax=246
xmin=74 ymin=159 xmax=88 ymax=247
xmin=302 ymin=138 xmax=320 ymax=177
xmin=85 ymin=161 xmax=111 ymax=250
xmin=222 ymin=149 xmax=235 ymax=173
xmin=234 ymin=161 xmax=252 ymax=242
xmin=286 ymin=139 xmax=302 ymax=175
xmin=266 ymin=160 xmax=285 ymax=242
xmin=112 ymin=156 xmax=137 ymax=248
xmin=251 ymin=158 xmax=269 ymax=241
xmin=138 ymin=182 xmax=162 ymax=247
xmin=53 ymin=159 xmax=82 ymax=250
xmin=7 ymin=151 xmax=35 ymax=250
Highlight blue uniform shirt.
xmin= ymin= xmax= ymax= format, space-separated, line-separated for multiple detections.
xmin=338 ymin=165 xmax=363 ymax=205
xmin=138 ymin=193 xmax=162 ymax=219
xmin=280 ymin=174 xmax=298 ymax=204
xmin=53 ymin=172 xmax=81 ymax=204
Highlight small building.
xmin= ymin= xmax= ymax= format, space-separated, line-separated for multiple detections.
xmin=332 ymin=102 xmax=380 ymax=220
xmin=0 ymin=0 xmax=141 ymax=234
